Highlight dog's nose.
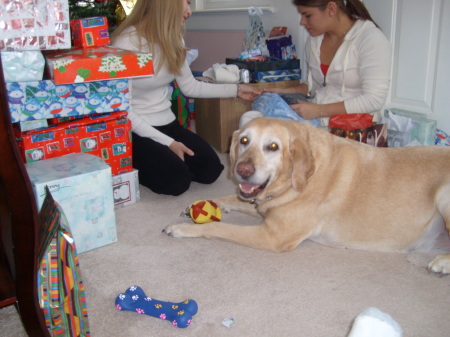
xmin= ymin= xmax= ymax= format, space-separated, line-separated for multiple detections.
xmin=236 ymin=161 xmax=255 ymax=179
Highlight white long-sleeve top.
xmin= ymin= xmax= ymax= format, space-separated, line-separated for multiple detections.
xmin=306 ymin=20 xmax=392 ymax=125
xmin=112 ymin=27 xmax=238 ymax=146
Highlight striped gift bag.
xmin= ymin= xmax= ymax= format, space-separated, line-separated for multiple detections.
xmin=37 ymin=186 xmax=90 ymax=336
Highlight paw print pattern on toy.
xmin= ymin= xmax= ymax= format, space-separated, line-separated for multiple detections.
xmin=115 ymin=285 xmax=198 ymax=328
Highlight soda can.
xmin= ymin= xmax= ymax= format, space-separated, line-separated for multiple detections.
xmin=239 ymin=69 xmax=250 ymax=83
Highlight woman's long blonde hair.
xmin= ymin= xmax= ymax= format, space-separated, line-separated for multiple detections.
xmin=111 ymin=0 xmax=188 ymax=75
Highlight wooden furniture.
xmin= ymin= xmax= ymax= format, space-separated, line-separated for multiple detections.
xmin=0 ymin=59 xmax=50 ymax=335
xmin=194 ymin=80 xmax=300 ymax=152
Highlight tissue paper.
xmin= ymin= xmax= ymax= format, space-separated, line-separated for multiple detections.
xmin=1 ymin=50 xmax=45 ymax=82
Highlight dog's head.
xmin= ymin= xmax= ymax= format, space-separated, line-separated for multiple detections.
xmin=230 ymin=117 xmax=315 ymax=201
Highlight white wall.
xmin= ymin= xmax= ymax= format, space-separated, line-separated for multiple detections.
xmin=187 ymin=2 xmax=302 ymax=56
xmin=187 ymin=1 xmax=450 ymax=131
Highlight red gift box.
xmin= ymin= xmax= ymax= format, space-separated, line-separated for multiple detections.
xmin=16 ymin=111 xmax=133 ymax=175
xmin=329 ymin=113 xmax=374 ymax=130
xmin=71 ymin=17 xmax=110 ymax=48
xmin=47 ymin=111 xmax=129 ymax=127
xmin=44 ymin=45 xmax=154 ymax=84
xmin=269 ymin=27 xmax=287 ymax=38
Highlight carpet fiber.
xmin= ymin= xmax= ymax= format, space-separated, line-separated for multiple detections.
xmin=1 ymin=152 xmax=449 ymax=337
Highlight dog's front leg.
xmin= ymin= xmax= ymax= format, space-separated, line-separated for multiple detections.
xmin=214 ymin=194 xmax=260 ymax=217
xmin=163 ymin=222 xmax=286 ymax=252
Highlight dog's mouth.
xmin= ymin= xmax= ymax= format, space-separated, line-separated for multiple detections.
xmin=238 ymin=177 xmax=270 ymax=199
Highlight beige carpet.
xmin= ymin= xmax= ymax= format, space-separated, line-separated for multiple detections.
xmin=1 ymin=152 xmax=449 ymax=337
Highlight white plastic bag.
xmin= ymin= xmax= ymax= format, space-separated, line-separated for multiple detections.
xmin=242 ymin=7 xmax=267 ymax=53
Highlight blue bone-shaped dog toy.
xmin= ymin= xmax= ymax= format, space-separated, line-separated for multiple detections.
xmin=115 ymin=285 xmax=198 ymax=328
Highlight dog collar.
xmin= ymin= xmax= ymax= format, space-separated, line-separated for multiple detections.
xmin=250 ymin=194 xmax=273 ymax=207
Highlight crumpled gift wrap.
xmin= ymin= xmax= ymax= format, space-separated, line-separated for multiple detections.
xmin=252 ymin=92 xmax=319 ymax=126
xmin=1 ymin=50 xmax=45 ymax=82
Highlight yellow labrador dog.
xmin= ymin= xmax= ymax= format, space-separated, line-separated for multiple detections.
xmin=164 ymin=117 xmax=450 ymax=275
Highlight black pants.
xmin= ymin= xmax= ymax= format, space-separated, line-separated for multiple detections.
xmin=132 ymin=120 xmax=224 ymax=196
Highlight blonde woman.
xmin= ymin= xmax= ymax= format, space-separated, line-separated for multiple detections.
xmin=111 ymin=0 xmax=260 ymax=196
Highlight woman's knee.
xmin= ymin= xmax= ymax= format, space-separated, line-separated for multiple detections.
xmin=163 ymin=179 xmax=191 ymax=196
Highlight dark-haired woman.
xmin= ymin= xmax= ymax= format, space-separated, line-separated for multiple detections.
xmin=245 ymin=0 xmax=392 ymax=127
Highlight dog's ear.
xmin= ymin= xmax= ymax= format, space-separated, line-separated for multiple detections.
xmin=290 ymin=134 xmax=315 ymax=192
xmin=229 ymin=129 xmax=241 ymax=177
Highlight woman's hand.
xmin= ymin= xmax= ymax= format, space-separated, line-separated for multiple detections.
xmin=169 ymin=140 xmax=194 ymax=161
xmin=237 ymin=84 xmax=262 ymax=101
xmin=289 ymin=101 xmax=322 ymax=120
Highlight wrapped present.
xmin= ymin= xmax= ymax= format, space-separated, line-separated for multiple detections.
xmin=28 ymin=153 xmax=117 ymax=254
xmin=254 ymin=69 xmax=301 ymax=82
xmin=18 ymin=119 xmax=49 ymax=132
xmin=435 ymin=129 xmax=450 ymax=146
xmin=266 ymin=35 xmax=293 ymax=59
xmin=226 ymin=58 xmax=300 ymax=82
xmin=46 ymin=110 xmax=129 ymax=127
xmin=266 ymin=35 xmax=292 ymax=49
xmin=37 ymin=187 xmax=91 ymax=336
xmin=269 ymin=27 xmax=287 ymax=38
xmin=226 ymin=57 xmax=299 ymax=72
xmin=171 ymin=81 xmax=192 ymax=129
xmin=1 ymin=50 xmax=45 ymax=82
xmin=16 ymin=111 xmax=133 ymax=175
xmin=0 ymin=0 xmax=71 ymax=51
xmin=44 ymin=45 xmax=153 ymax=84
xmin=112 ymin=169 xmax=140 ymax=209
xmin=383 ymin=109 xmax=437 ymax=146
xmin=70 ymin=17 xmax=110 ymax=48
xmin=7 ymin=79 xmax=130 ymax=123
xmin=329 ymin=113 xmax=388 ymax=147
xmin=281 ymin=45 xmax=297 ymax=60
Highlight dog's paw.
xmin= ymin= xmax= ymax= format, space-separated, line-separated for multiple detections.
xmin=163 ymin=223 xmax=199 ymax=238
xmin=213 ymin=201 xmax=231 ymax=213
xmin=427 ymin=254 xmax=450 ymax=276
xmin=213 ymin=195 xmax=239 ymax=213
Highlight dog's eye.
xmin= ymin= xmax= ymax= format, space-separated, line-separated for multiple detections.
xmin=240 ymin=137 xmax=249 ymax=145
xmin=267 ymin=143 xmax=279 ymax=151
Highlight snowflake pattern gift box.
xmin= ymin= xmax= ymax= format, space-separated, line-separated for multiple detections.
xmin=44 ymin=45 xmax=153 ymax=84
xmin=26 ymin=152 xmax=117 ymax=254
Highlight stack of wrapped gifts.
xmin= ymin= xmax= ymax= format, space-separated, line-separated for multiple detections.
xmin=226 ymin=26 xmax=300 ymax=83
xmin=1 ymin=5 xmax=153 ymax=213
xmin=0 ymin=1 xmax=155 ymax=333
xmin=1 ymin=0 xmax=154 ymax=258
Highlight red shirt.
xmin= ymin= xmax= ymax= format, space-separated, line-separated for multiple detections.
xmin=321 ymin=63 xmax=330 ymax=76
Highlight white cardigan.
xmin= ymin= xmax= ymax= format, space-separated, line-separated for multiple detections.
xmin=306 ymin=20 xmax=392 ymax=125
xmin=112 ymin=27 xmax=238 ymax=146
